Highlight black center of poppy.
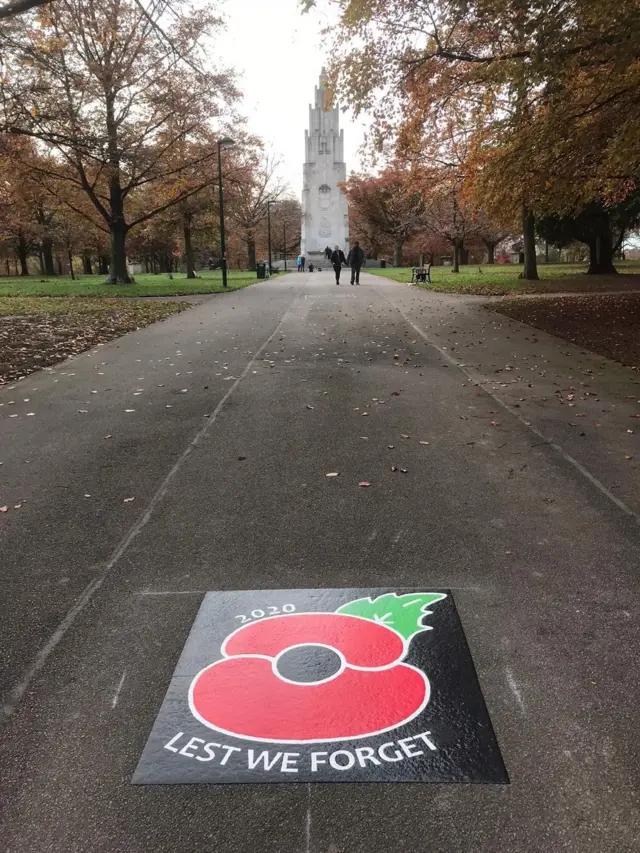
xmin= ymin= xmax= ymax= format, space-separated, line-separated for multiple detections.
xmin=275 ymin=645 xmax=342 ymax=683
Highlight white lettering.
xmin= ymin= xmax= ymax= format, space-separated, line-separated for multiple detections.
xmin=413 ymin=731 xmax=437 ymax=751
xmin=197 ymin=742 xmax=221 ymax=762
xmin=219 ymin=745 xmax=242 ymax=766
xmin=311 ymin=752 xmax=328 ymax=772
xmin=355 ymin=746 xmax=381 ymax=768
xmin=280 ymin=753 xmax=300 ymax=773
xmin=378 ymin=742 xmax=403 ymax=762
xmin=398 ymin=736 xmax=423 ymax=758
xmin=329 ymin=750 xmax=356 ymax=771
xmin=164 ymin=732 xmax=184 ymax=753
xmin=179 ymin=736 xmax=205 ymax=758
xmin=247 ymin=750 xmax=283 ymax=771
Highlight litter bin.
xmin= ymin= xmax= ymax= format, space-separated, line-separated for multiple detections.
xmin=256 ymin=262 xmax=267 ymax=279
xmin=380 ymin=259 xmax=386 ymax=268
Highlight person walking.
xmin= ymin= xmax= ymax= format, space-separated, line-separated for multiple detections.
xmin=330 ymin=245 xmax=346 ymax=285
xmin=300 ymin=254 xmax=306 ymax=272
xmin=346 ymin=241 xmax=365 ymax=285
xmin=296 ymin=254 xmax=302 ymax=272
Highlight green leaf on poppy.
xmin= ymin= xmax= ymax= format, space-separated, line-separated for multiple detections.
xmin=336 ymin=592 xmax=447 ymax=641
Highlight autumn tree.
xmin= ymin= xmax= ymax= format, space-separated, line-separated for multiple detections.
xmin=316 ymin=0 xmax=640 ymax=278
xmin=269 ymin=198 xmax=302 ymax=262
xmin=345 ymin=169 xmax=428 ymax=266
xmin=1 ymin=0 xmax=239 ymax=282
xmin=229 ymin=152 xmax=287 ymax=270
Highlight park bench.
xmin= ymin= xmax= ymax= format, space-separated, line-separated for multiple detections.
xmin=411 ymin=264 xmax=432 ymax=284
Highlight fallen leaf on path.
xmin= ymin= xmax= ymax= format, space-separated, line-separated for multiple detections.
xmin=123 ymin=497 xmax=135 ymax=503
xmin=326 ymin=472 xmax=339 ymax=477
xmin=625 ymin=456 xmax=633 ymax=460
xmin=361 ymin=412 xmax=370 ymax=416
xmin=419 ymin=440 xmax=430 ymax=445
xmin=124 ymin=409 xmax=135 ymax=413
xmin=400 ymin=434 xmax=410 ymax=439
xmin=0 ymin=506 xmax=7 ymax=513
xmin=359 ymin=481 xmax=371 ymax=487
xmin=306 ymin=405 xmax=314 ymax=410
xmin=104 ymin=434 xmax=112 ymax=439
xmin=490 ymin=421 xmax=500 ymax=426
xmin=26 ymin=413 xmax=35 ymax=417
xmin=391 ymin=391 xmax=401 ymax=396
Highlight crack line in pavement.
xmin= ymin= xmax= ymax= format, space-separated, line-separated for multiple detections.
xmin=305 ymin=782 xmax=312 ymax=853
xmin=1 ymin=291 xmax=304 ymax=723
xmin=505 ymin=667 xmax=526 ymax=715
xmin=377 ymin=285 xmax=640 ymax=528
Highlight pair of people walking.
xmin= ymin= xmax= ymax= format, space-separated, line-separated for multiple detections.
xmin=331 ymin=241 xmax=365 ymax=285
xmin=296 ymin=255 xmax=306 ymax=272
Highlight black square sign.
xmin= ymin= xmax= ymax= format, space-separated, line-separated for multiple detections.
xmin=133 ymin=588 xmax=508 ymax=784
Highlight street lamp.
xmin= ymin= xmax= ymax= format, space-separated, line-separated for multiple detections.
xmin=283 ymin=220 xmax=289 ymax=271
xmin=266 ymin=199 xmax=279 ymax=275
xmin=217 ymin=136 xmax=236 ymax=288
xmin=266 ymin=200 xmax=274 ymax=275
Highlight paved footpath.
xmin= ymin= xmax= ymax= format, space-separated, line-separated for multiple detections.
xmin=1 ymin=271 xmax=638 ymax=852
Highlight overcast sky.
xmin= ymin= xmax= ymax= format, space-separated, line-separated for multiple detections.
xmin=215 ymin=0 xmax=366 ymax=197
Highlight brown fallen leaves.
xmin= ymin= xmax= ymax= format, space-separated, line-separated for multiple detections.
xmin=492 ymin=293 xmax=640 ymax=370
xmin=0 ymin=298 xmax=189 ymax=385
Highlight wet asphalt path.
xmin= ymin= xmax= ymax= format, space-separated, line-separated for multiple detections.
xmin=1 ymin=271 xmax=638 ymax=852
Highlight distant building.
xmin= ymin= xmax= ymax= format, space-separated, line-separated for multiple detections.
xmin=301 ymin=69 xmax=349 ymax=265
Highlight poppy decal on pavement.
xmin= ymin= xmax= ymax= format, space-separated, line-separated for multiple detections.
xmin=133 ymin=588 xmax=508 ymax=784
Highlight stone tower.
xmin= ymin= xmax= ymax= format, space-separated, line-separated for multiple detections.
xmin=301 ymin=69 xmax=349 ymax=261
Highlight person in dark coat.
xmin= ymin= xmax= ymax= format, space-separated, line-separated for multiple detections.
xmin=300 ymin=254 xmax=306 ymax=272
xmin=346 ymin=241 xmax=365 ymax=285
xmin=325 ymin=246 xmax=332 ymax=260
xmin=330 ymin=245 xmax=347 ymax=284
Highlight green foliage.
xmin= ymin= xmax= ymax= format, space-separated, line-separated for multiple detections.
xmin=337 ymin=592 xmax=447 ymax=641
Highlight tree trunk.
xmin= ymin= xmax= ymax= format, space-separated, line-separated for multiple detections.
xmin=544 ymin=241 xmax=549 ymax=263
xmin=83 ymin=253 xmax=93 ymax=275
xmin=57 ymin=256 xmax=63 ymax=275
xmin=17 ymin=232 xmax=29 ymax=275
xmin=38 ymin=248 xmax=45 ymax=275
xmin=483 ymin=240 xmax=496 ymax=264
xmin=68 ymin=249 xmax=75 ymax=280
xmin=107 ymin=219 xmax=130 ymax=283
xmin=452 ymin=240 xmax=460 ymax=273
xmin=521 ymin=206 xmax=539 ymax=280
xmin=393 ymin=240 xmax=403 ymax=267
xmin=246 ymin=233 xmax=256 ymax=271
xmin=42 ymin=238 xmax=55 ymax=275
xmin=586 ymin=218 xmax=617 ymax=274
xmin=6 ymin=258 xmax=10 ymax=276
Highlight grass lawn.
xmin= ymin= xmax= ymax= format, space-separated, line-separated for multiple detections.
xmin=368 ymin=262 xmax=640 ymax=296
xmin=0 ymin=297 xmax=190 ymax=384
xmin=0 ymin=269 xmax=276 ymax=298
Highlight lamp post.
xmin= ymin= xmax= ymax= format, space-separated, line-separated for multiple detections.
xmin=266 ymin=199 xmax=277 ymax=275
xmin=283 ymin=220 xmax=289 ymax=271
xmin=217 ymin=136 xmax=236 ymax=288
